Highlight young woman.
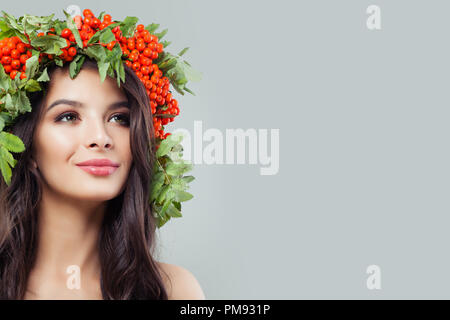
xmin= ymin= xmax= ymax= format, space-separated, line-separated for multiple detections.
xmin=0 ymin=57 xmax=205 ymax=300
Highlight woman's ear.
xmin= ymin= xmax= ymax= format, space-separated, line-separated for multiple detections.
xmin=31 ymin=158 xmax=37 ymax=169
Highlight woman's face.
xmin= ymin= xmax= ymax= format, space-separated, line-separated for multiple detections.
xmin=32 ymin=67 xmax=132 ymax=202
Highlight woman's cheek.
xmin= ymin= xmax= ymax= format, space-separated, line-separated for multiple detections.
xmin=50 ymin=126 xmax=79 ymax=150
xmin=38 ymin=125 xmax=78 ymax=164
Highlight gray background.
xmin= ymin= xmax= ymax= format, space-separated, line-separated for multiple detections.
xmin=5 ymin=0 xmax=450 ymax=299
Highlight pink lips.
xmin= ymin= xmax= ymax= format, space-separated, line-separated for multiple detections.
xmin=76 ymin=158 xmax=120 ymax=176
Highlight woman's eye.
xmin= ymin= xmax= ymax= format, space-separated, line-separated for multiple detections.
xmin=55 ymin=112 xmax=78 ymax=122
xmin=111 ymin=113 xmax=130 ymax=126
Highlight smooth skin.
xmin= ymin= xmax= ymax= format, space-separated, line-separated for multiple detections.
xmin=23 ymin=67 xmax=205 ymax=300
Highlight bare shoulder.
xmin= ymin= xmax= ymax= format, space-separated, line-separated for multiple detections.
xmin=156 ymin=261 xmax=206 ymax=300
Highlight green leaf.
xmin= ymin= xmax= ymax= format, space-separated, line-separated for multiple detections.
xmin=99 ymin=29 xmax=115 ymax=44
xmin=111 ymin=57 xmax=125 ymax=87
xmin=159 ymin=197 xmax=172 ymax=218
xmin=161 ymin=40 xmax=171 ymax=48
xmin=69 ymin=54 xmax=85 ymax=79
xmin=0 ymin=145 xmax=16 ymax=167
xmin=111 ymin=59 xmax=120 ymax=87
xmin=0 ymin=19 xmax=10 ymax=33
xmin=179 ymin=60 xmax=202 ymax=82
xmin=86 ymin=45 xmax=107 ymax=61
xmin=156 ymin=132 xmax=184 ymax=158
xmin=0 ymin=29 xmax=16 ymax=41
xmin=105 ymin=42 xmax=122 ymax=63
xmin=178 ymin=47 xmax=189 ymax=57
xmin=30 ymin=35 xmax=66 ymax=55
xmin=119 ymin=58 xmax=125 ymax=83
xmin=145 ymin=23 xmax=160 ymax=34
xmin=120 ymin=16 xmax=139 ymax=38
xmin=0 ymin=131 xmax=25 ymax=153
xmin=11 ymin=71 xmax=21 ymax=89
xmin=1 ymin=11 xmax=23 ymax=32
xmin=13 ymin=90 xmax=31 ymax=113
xmin=157 ymin=214 xmax=169 ymax=228
xmin=63 ymin=10 xmax=83 ymax=48
xmin=174 ymin=190 xmax=193 ymax=203
xmin=156 ymin=184 xmax=170 ymax=205
xmin=182 ymin=175 xmax=195 ymax=184
xmin=166 ymin=202 xmax=182 ymax=217
xmin=165 ymin=161 xmax=193 ymax=176
xmin=86 ymin=22 xmax=120 ymax=46
xmin=36 ymin=67 xmax=50 ymax=82
xmin=158 ymin=57 xmax=177 ymax=71
xmin=0 ymin=93 xmax=13 ymax=113
xmin=0 ymin=64 xmax=11 ymax=93
xmin=150 ymin=171 xmax=165 ymax=202
xmin=25 ymin=54 xmax=39 ymax=79
xmin=0 ymin=157 xmax=12 ymax=186
xmin=51 ymin=20 xmax=66 ymax=35
xmin=173 ymin=201 xmax=181 ymax=211
xmin=0 ymin=112 xmax=14 ymax=129
xmin=24 ymin=79 xmax=41 ymax=92
xmin=154 ymin=28 xmax=168 ymax=40
xmin=169 ymin=81 xmax=185 ymax=96
xmin=183 ymin=86 xmax=196 ymax=96
xmin=22 ymin=13 xmax=55 ymax=40
xmin=12 ymin=30 xmax=28 ymax=44
xmin=107 ymin=64 xmax=115 ymax=79
xmin=54 ymin=57 xmax=63 ymax=67
xmin=97 ymin=11 xmax=107 ymax=21
xmin=97 ymin=61 xmax=110 ymax=83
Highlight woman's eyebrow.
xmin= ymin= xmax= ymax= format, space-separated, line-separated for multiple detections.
xmin=46 ymin=99 xmax=129 ymax=113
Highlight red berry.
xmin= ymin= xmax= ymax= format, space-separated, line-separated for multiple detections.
xmin=68 ymin=47 xmax=77 ymax=57
xmin=61 ymin=28 xmax=72 ymax=39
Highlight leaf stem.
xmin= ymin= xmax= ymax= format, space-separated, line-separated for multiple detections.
xmin=156 ymin=157 xmax=172 ymax=185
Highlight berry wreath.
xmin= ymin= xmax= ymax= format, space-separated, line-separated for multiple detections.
xmin=0 ymin=8 xmax=202 ymax=228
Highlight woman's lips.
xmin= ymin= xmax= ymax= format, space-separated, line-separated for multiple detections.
xmin=77 ymin=165 xmax=118 ymax=176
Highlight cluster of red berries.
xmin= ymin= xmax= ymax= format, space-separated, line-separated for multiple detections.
xmin=0 ymin=8 xmax=181 ymax=140
xmin=0 ymin=37 xmax=33 ymax=80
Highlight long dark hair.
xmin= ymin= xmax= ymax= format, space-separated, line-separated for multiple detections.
xmin=0 ymin=57 xmax=170 ymax=299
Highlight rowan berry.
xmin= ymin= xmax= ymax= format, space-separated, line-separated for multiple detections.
xmin=16 ymin=43 xmax=26 ymax=53
xmin=1 ymin=56 xmax=11 ymax=65
xmin=10 ymin=49 xmax=20 ymax=59
xmin=68 ymin=47 xmax=77 ymax=57
xmin=61 ymin=28 xmax=72 ymax=39
xmin=83 ymin=9 xmax=94 ymax=17
xmin=11 ymin=60 xmax=20 ymax=69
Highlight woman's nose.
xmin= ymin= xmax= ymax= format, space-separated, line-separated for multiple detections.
xmin=85 ymin=117 xmax=113 ymax=149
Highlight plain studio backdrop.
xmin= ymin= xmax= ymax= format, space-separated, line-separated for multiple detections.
xmin=3 ymin=0 xmax=450 ymax=299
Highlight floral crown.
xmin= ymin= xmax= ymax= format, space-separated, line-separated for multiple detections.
xmin=0 ymin=8 xmax=201 ymax=228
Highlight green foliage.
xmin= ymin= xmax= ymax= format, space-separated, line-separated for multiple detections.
xmin=0 ymin=131 xmax=25 ymax=186
xmin=151 ymin=132 xmax=195 ymax=228
xmin=69 ymin=55 xmax=86 ymax=79
xmin=119 ymin=16 xmax=138 ymax=38
xmin=155 ymin=50 xmax=202 ymax=96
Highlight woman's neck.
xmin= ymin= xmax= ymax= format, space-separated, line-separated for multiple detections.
xmin=26 ymin=184 xmax=106 ymax=298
